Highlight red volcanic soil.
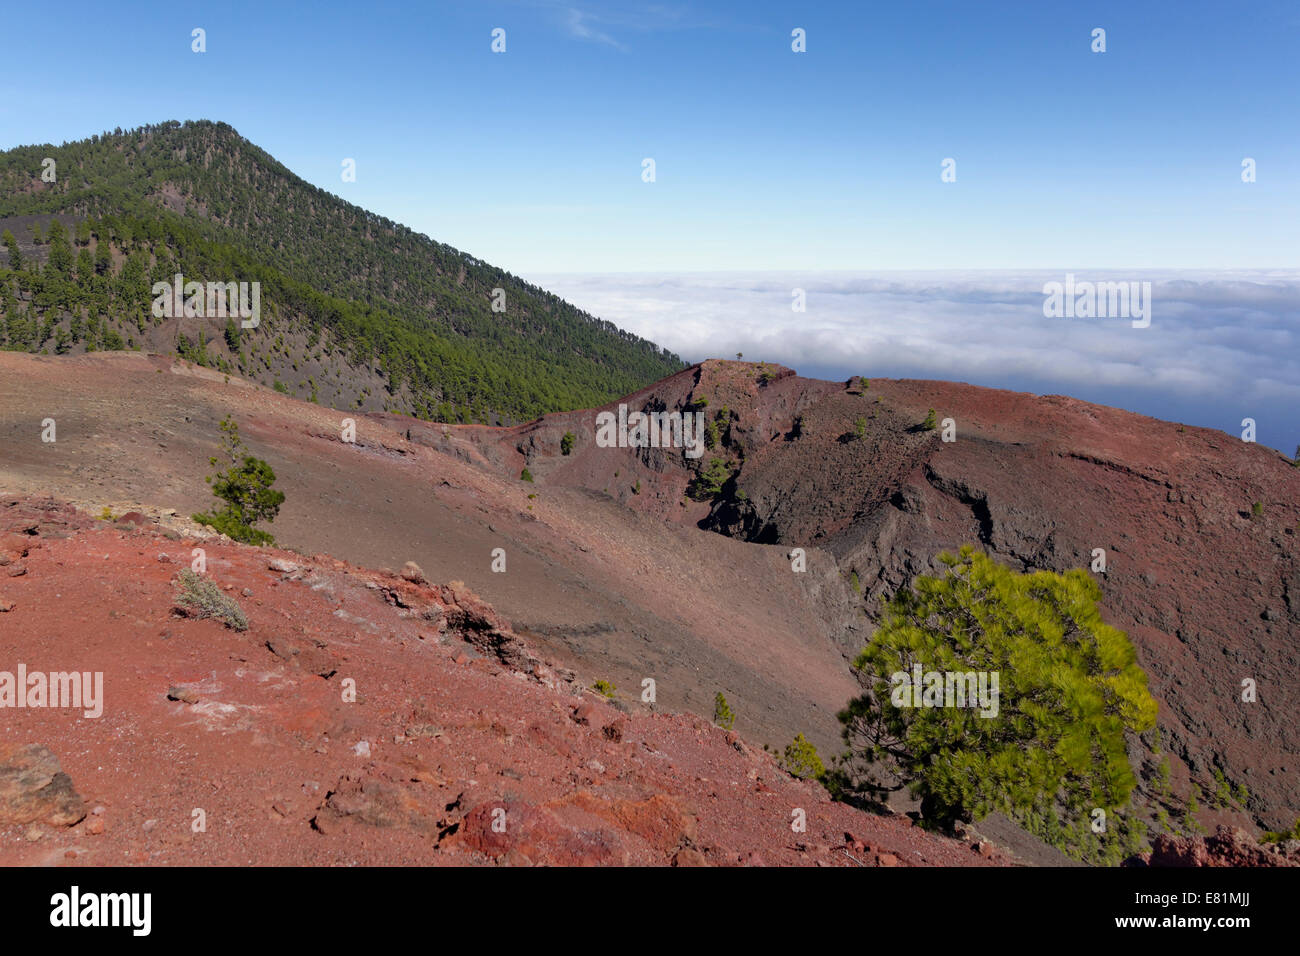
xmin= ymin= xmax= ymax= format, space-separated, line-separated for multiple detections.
xmin=471 ymin=358 xmax=1300 ymax=834
xmin=3 ymin=350 xmax=1297 ymax=854
xmin=0 ymin=352 xmax=860 ymax=761
xmin=0 ymin=495 xmax=991 ymax=867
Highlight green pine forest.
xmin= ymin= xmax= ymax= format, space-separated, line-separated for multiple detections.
xmin=0 ymin=120 xmax=684 ymax=423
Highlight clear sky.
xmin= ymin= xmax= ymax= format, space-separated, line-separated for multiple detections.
xmin=2 ymin=0 xmax=1296 ymax=274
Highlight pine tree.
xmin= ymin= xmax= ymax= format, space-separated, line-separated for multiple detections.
xmin=2 ymin=230 xmax=20 ymax=271
xmin=191 ymin=416 xmax=285 ymax=545
xmin=46 ymin=219 xmax=73 ymax=274
xmin=833 ymin=547 xmax=1157 ymax=832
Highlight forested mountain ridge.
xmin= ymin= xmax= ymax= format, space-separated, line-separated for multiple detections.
xmin=0 ymin=120 xmax=683 ymax=422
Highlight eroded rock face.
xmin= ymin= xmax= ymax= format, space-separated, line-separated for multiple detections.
xmin=0 ymin=744 xmax=86 ymax=827
xmin=1135 ymin=826 xmax=1300 ymax=868
xmin=473 ymin=362 xmax=1299 ymax=832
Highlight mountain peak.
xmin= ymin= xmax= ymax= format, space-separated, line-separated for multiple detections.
xmin=0 ymin=120 xmax=683 ymax=423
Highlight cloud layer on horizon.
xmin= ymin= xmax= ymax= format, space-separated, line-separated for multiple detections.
xmin=525 ymin=270 xmax=1300 ymax=450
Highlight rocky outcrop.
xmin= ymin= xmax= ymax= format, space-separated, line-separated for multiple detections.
xmin=0 ymin=744 xmax=86 ymax=827
xmin=1132 ymin=826 xmax=1300 ymax=867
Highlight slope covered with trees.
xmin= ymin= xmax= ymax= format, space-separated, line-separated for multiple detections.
xmin=0 ymin=120 xmax=683 ymax=422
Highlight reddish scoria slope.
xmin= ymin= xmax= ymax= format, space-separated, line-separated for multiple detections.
xmin=0 ymin=351 xmax=861 ymax=760
xmin=0 ymin=495 xmax=994 ymax=867
xmin=471 ymin=359 xmax=1300 ymax=834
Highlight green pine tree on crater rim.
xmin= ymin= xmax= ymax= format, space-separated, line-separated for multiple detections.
xmin=192 ymin=415 xmax=284 ymax=546
xmin=829 ymin=546 xmax=1158 ymax=862
xmin=0 ymin=120 xmax=684 ymax=422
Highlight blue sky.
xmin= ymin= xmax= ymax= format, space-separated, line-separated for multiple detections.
xmin=1 ymin=0 xmax=1297 ymax=272
xmin=1 ymin=0 xmax=1296 ymax=450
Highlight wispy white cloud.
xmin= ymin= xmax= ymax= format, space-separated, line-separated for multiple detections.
xmin=519 ymin=0 xmax=710 ymax=51
xmin=564 ymin=7 xmax=626 ymax=50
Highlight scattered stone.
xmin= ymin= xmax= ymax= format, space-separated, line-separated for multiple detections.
xmin=672 ymin=847 xmax=709 ymax=866
xmin=321 ymin=775 xmax=439 ymax=835
xmin=0 ymin=744 xmax=86 ymax=827
xmin=405 ymin=724 xmax=443 ymax=740
xmin=166 ymin=685 xmax=200 ymax=704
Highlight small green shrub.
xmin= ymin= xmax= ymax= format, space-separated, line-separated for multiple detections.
xmin=173 ymin=569 xmax=248 ymax=631
xmin=780 ymin=734 xmax=826 ymax=781
xmin=713 ymin=692 xmax=736 ymax=730
xmin=1261 ymin=817 xmax=1300 ymax=844
xmin=689 ymin=458 xmax=732 ymax=500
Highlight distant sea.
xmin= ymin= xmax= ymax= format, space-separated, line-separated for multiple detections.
xmin=528 ymin=270 xmax=1300 ymax=455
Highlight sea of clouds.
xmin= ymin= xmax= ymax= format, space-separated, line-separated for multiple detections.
xmin=527 ymin=270 xmax=1300 ymax=454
